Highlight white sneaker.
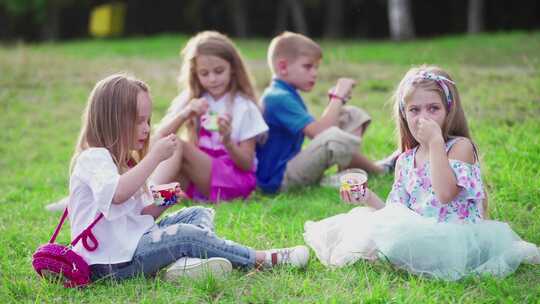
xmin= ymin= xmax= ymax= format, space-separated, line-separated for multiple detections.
xmin=164 ymin=257 xmax=232 ymax=281
xmin=375 ymin=150 xmax=401 ymax=174
xmin=266 ymin=245 xmax=310 ymax=268
xmin=519 ymin=242 xmax=540 ymax=264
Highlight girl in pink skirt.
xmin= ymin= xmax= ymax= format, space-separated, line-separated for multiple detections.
xmin=153 ymin=31 xmax=268 ymax=203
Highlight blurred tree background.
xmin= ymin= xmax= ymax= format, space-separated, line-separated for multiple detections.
xmin=0 ymin=0 xmax=539 ymax=41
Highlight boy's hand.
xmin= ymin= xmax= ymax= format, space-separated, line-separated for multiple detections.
xmin=187 ymin=98 xmax=209 ymax=117
xmin=416 ymin=117 xmax=444 ymax=148
xmin=333 ymin=78 xmax=356 ymax=101
xmin=152 ymin=134 xmax=179 ymax=162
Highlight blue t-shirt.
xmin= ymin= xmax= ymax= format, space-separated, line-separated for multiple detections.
xmin=256 ymin=78 xmax=314 ymax=193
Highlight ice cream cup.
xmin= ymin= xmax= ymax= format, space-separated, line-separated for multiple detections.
xmin=340 ymin=172 xmax=368 ymax=202
xmin=204 ymin=111 xmax=219 ymax=131
xmin=150 ymin=182 xmax=183 ymax=206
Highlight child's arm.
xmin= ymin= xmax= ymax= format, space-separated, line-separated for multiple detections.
xmin=430 ymin=138 xmax=476 ymax=203
xmin=153 ymin=98 xmax=208 ymax=143
xmin=303 ymin=78 xmax=356 ymax=139
xmin=364 ymin=189 xmax=385 ymax=209
xmin=141 ymin=204 xmax=169 ymax=219
xmin=218 ymin=115 xmax=255 ymax=171
xmin=418 ymin=118 xmax=475 ymax=203
xmin=112 ymin=135 xmax=178 ymax=204
xmin=428 ymin=136 xmax=458 ymax=203
xmin=224 ymin=139 xmax=256 ymax=171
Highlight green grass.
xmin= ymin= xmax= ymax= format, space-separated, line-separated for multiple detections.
xmin=1 ymin=31 xmax=540 ymax=303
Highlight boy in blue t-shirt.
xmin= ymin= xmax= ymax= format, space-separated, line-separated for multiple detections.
xmin=256 ymin=32 xmax=386 ymax=194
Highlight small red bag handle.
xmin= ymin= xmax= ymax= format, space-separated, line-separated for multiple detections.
xmin=49 ymin=208 xmax=103 ymax=252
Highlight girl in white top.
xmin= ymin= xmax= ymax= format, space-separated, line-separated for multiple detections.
xmin=70 ymin=73 xmax=308 ymax=282
xmin=153 ymin=31 xmax=268 ymax=203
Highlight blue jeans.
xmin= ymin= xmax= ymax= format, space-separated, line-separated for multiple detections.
xmin=90 ymin=206 xmax=256 ymax=281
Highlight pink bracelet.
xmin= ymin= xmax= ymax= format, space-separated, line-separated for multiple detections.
xmin=328 ymin=92 xmax=348 ymax=105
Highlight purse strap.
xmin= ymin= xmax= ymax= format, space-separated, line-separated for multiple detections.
xmin=49 ymin=208 xmax=104 ymax=252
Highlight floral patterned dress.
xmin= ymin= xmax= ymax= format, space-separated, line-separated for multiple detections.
xmin=304 ymin=137 xmax=539 ymax=280
xmin=387 ymin=137 xmax=485 ymax=223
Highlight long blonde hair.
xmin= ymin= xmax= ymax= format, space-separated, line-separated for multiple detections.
xmin=177 ymin=31 xmax=258 ymax=142
xmin=393 ymin=65 xmax=470 ymax=152
xmin=70 ymin=73 xmax=150 ymax=174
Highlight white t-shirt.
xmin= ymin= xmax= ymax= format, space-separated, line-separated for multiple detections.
xmin=68 ymin=148 xmax=155 ymax=265
xmin=158 ymin=91 xmax=268 ymax=151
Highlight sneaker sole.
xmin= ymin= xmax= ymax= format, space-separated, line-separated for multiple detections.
xmin=164 ymin=257 xmax=232 ymax=281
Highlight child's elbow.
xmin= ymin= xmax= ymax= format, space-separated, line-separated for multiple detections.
xmin=436 ymin=191 xmax=459 ymax=204
xmin=239 ymin=162 xmax=253 ymax=172
xmin=111 ymin=192 xmax=127 ymax=204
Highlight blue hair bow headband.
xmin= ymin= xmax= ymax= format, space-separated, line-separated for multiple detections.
xmin=399 ymin=71 xmax=456 ymax=115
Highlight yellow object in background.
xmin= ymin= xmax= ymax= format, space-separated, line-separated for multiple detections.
xmin=89 ymin=3 xmax=126 ymax=38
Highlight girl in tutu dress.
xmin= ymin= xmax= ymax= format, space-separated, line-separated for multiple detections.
xmin=304 ymin=65 xmax=539 ymax=280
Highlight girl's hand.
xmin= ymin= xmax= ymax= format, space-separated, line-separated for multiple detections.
xmin=218 ymin=114 xmax=233 ymax=145
xmin=186 ymin=98 xmax=209 ymax=117
xmin=174 ymin=184 xmax=187 ymax=201
xmin=340 ymin=186 xmax=369 ymax=205
xmin=416 ymin=117 xmax=444 ymax=147
xmin=152 ymin=134 xmax=179 ymax=162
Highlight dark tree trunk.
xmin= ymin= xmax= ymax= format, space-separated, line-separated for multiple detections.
xmin=275 ymin=0 xmax=308 ymax=35
xmin=288 ymin=0 xmax=308 ymax=35
xmin=388 ymin=0 xmax=415 ymax=41
xmin=324 ymin=0 xmax=344 ymax=38
xmin=467 ymin=0 xmax=484 ymax=34
xmin=40 ymin=5 xmax=61 ymax=41
xmin=229 ymin=0 xmax=248 ymax=37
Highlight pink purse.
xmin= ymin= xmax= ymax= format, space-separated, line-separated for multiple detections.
xmin=32 ymin=209 xmax=103 ymax=288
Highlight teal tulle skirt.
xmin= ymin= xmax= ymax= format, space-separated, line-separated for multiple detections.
xmin=304 ymin=204 xmax=539 ymax=281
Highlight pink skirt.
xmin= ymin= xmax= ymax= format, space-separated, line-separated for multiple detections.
xmin=186 ymin=147 xmax=256 ymax=203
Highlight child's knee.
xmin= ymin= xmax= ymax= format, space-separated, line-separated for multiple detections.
xmin=151 ymin=224 xmax=181 ymax=243
xmin=317 ymin=127 xmax=360 ymax=150
xmin=191 ymin=206 xmax=215 ymax=220
xmin=339 ymin=106 xmax=372 ymax=135
xmin=186 ymin=206 xmax=215 ymax=230
xmin=317 ymin=127 xmax=359 ymax=165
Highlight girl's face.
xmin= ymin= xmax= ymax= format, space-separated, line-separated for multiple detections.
xmin=195 ymin=54 xmax=232 ymax=100
xmin=405 ymin=88 xmax=446 ymax=140
xmin=133 ymin=91 xmax=152 ymax=150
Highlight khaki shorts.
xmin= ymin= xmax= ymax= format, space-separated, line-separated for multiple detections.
xmin=281 ymin=106 xmax=371 ymax=190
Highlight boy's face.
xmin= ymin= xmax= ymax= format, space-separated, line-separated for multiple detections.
xmin=280 ymin=55 xmax=319 ymax=92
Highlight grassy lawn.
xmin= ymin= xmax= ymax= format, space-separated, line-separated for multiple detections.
xmin=1 ymin=31 xmax=539 ymax=303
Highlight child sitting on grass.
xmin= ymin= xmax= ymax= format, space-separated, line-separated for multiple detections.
xmin=304 ymin=65 xmax=539 ymax=280
xmin=66 ymin=73 xmax=309 ymax=283
xmin=256 ymin=31 xmax=389 ymax=195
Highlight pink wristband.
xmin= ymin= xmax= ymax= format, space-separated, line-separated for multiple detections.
xmin=328 ymin=92 xmax=347 ymax=105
